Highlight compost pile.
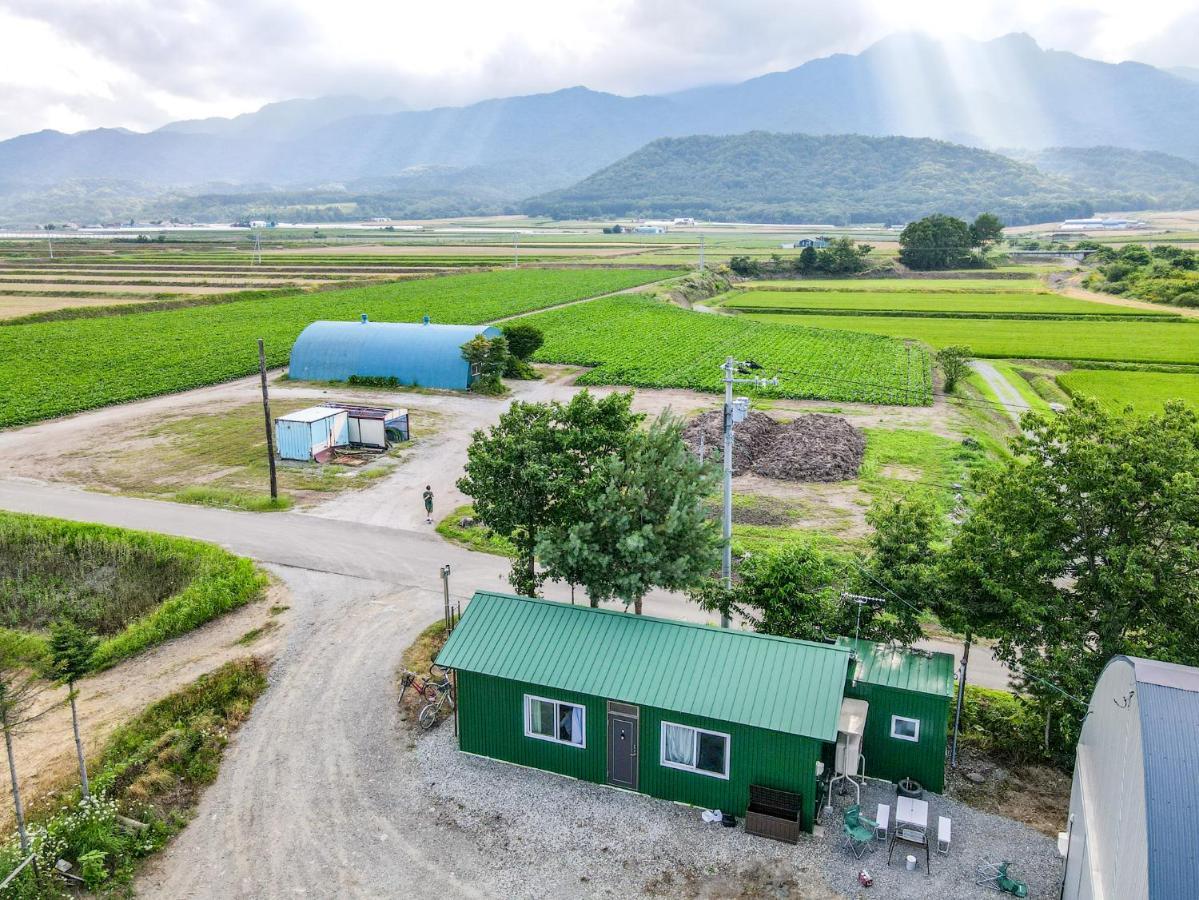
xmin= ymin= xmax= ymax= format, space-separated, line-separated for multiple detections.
xmin=683 ymin=410 xmax=865 ymax=482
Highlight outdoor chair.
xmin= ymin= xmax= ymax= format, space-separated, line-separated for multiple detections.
xmin=842 ymin=804 xmax=880 ymax=859
xmin=975 ymin=860 xmax=1029 ymax=897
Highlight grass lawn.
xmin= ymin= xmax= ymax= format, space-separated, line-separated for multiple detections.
xmin=1057 ymin=368 xmax=1199 ymax=412
xmin=743 ymin=312 xmax=1199 ymax=365
xmin=720 ymin=289 xmax=1172 ymax=317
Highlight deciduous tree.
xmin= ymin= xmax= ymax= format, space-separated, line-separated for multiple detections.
xmin=899 ymin=214 xmax=975 ymax=270
xmin=48 ymin=620 xmax=98 ymax=798
xmin=935 ymin=345 xmax=971 ymax=393
xmin=0 ymin=638 xmax=48 ymax=854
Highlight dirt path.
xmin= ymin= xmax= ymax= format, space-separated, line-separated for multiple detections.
xmin=970 ymin=360 xmax=1030 ymax=424
xmin=1 ymin=584 xmax=285 ymax=828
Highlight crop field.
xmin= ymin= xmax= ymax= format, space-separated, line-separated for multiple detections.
xmin=527 ymin=294 xmax=932 ymax=404
xmin=743 ymin=312 xmax=1199 ymax=365
xmin=0 ymin=268 xmax=670 ymax=429
xmin=1057 ymin=369 xmax=1199 ymax=412
xmin=719 ymin=289 xmax=1167 ymax=318
xmin=740 ymin=278 xmax=1043 ymax=293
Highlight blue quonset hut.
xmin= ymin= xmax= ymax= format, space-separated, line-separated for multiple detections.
xmin=288 ymin=317 xmax=502 ymax=390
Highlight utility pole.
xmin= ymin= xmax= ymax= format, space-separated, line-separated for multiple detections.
xmin=257 ymin=339 xmax=278 ymax=500
xmin=720 ymin=357 xmax=778 ymax=627
xmin=513 ymin=232 xmax=519 ymax=268
xmin=441 ymin=564 xmax=452 ymax=631
xmin=47 ymin=235 xmax=54 ymax=260
xmin=950 ymin=637 xmax=971 ymax=768
xmin=698 ymin=234 xmax=705 ymax=272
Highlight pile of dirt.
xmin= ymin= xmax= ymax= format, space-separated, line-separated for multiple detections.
xmin=683 ymin=410 xmax=865 ymax=482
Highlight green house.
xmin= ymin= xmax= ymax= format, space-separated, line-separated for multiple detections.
xmin=436 ymin=592 xmax=954 ymax=830
xmin=837 ymin=637 xmax=955 ymax=792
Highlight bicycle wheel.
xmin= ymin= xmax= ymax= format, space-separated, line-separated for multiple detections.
xmin=418 ymin=702 xmax=439 ymax=730
xmin=422 ymin=682 xmax=443 ymax=703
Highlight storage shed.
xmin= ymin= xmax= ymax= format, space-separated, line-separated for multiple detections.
xmin=321 ymin=403 xmax=409 ymax=449
xmin=436 ymin=592 xmax=853 ymax=831
xmin=1061 ymin=656 xmax=1199 ymax=900
xmin=275 ymin=406 xmax=348 ymax=461
xmin=836 ymin=637 xmax=954 ymax=792
xmin=288 ymin=317 xmax=502 ymax=390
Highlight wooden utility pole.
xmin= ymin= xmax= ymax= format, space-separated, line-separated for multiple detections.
xmin=258 ymin=339 xmax=278 ymax=499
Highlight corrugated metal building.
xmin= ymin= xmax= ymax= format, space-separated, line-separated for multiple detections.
xmin=1061 ymin=656 xmax=1199 ymax=900
xmin=288 ymin=317 xmax=502 ymax=390
xmin=838 ymin=637 xmax=954 ymax=792
xmin=321 ymin=403 xmax=409 ymax=449
xmin=437 ymin=593 xmax=950 ymax=830
xmin=275 ymin=406 xmax=348 ymax=461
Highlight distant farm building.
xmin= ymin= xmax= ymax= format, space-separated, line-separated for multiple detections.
xmin=1059 ymin=217 xmax=1148 ymax=231
xmin=288 ymin=317 xmax=501 ymax=391
xmin=633 ymin=225 xmax=667 ymax=234
xmin=781 ymin=237 xmax=829 ymax=249
xmin=1061 ymin=656 xmax=1199 ymax=900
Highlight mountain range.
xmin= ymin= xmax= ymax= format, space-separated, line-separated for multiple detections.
xmin=3 ymin=32 xmax=1199 ymax=225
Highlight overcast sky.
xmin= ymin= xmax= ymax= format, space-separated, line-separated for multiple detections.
xmin=0 ymin=0 xmax=1196 ymax=140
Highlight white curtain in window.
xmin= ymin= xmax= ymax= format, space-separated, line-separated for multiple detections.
xmin=664 ymin=724 xmax=695 ymax=766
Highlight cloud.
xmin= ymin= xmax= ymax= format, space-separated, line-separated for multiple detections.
xmin=0 ymin=0 xmax=1195 ymax=140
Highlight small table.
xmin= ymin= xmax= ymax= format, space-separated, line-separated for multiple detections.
xmin=887 ymin=796 xmax=931 ymax=875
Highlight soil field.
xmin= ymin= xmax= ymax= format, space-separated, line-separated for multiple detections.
xmin=0 ymin=294 xmax=170 ymax=319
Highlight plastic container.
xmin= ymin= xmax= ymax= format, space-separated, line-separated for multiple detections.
xmin=905 ymin=855 xmax=917 ymax=872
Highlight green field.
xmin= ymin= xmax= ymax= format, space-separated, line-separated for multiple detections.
xmin=528 ymin=294 xmax=932 ymax=405
xmin=743 ymin=312 xmax=1199 ymax=365
xmin=740 ymin=278 xmax=1043 ymax=293
xmin=1057 ymin=369 xmax=1199 ymax=412
xmin=0 ymin=268 xmax=671 ymax=429
xmin=720 ymin=289 xmax=1166 ymax=317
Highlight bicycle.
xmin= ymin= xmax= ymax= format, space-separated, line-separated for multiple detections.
xmin=399 ymin=664 xmax=451 ymax=705
xmin=417 ymin=666 xmax=456 ymax=730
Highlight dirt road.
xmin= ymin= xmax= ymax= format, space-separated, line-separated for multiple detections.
xmin=970 ymin=360 xmax=1030 ymax=424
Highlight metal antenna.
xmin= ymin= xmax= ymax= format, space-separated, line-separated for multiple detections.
xmin=841 ymin=592 xmax=885 ymax=641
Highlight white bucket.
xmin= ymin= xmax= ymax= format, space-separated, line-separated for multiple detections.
xmin=905 ymin=855 xmax=917 ymax=872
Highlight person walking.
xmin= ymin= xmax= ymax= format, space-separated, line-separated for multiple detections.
xmin=422 ymin=485 xmax=434 ymax=524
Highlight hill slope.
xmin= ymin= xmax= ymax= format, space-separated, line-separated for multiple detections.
xmin=1016 ymin=147 xmax=1199 ymax=210
xmin=524 ymin=132 xmax=1096 ymax=225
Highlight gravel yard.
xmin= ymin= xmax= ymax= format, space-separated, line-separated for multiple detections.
xmin=412 ymin=728 xmax=1063 ymax=898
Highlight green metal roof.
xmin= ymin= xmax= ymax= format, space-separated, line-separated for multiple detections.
xmin=437 ymin=591 xmax=852 ymax=742
xmin=836 ymin=637 xmax=955 ymax=697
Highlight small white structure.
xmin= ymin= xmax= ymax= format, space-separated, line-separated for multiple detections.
xmin=1061 ymin=656 xmax=1199 ymax=900
xmin=322 ymin=403 xmax=409 ymax=450
xmin=275 ymin=406 xmax=348 ymax=462
xmin=633 ymin=225 xmax=666 ymax=234
xmin=831 ymin=697 xmax=869 ymax=802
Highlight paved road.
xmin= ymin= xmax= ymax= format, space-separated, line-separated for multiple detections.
xmin=970 ymin=359 xmax=1030 ymax=424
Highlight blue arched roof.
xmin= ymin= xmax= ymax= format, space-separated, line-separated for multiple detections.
xmin=289 ymin=319 xmax=502 ymax=390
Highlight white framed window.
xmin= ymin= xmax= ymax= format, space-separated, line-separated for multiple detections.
xmin=890 ymin=715 xmax=920 ymax=742
xmin=524 ymin=695 xmax=585 ymax=748
xmin=660 ymin=722 xmax=730 ymax=779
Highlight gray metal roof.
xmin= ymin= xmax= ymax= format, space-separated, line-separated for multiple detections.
xmin=1129 ymin=657 xmax=1199 ymax=898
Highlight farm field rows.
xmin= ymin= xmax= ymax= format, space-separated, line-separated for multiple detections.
xmin=527 ymin=294 xmax=932 ymax=405
xmin=719 ymin=289 xmax=1168 ymax=317
xmin=1057 ymin=369 xmax=1199 ymax=412
xmin=740 ymin=278 xmax=1043 ymax=293
xmin=0 ymin=268 xmax=671 ymax=428
xmin=743 ymin=312 xmax=1199 ymax=364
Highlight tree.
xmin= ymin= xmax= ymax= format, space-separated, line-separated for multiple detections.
xmin=797 ymin=245 xmax=818 ymax=274
xmin=0 ymin=638 xmax=47 ymax=854
xmin=48 ymin=621 xmax=98 ymax=798
xmin=537 ymin=413 xmax=720 ymax=614
xmin=458 ymin=391 xmax=642 ymax=595
xmin=814 ymin=237 xmax=872 ymax=275
xmin=898 ymin=214 xmax=975 ymax=270
xmin=969 ymin=213 xmax=1004 ymax=249
xmin=501 ymin=324 xmax=544 ymax=379
xmin=855 ymin=494 xmax=942 ymax=645
xmin=461 ymin=334 xmax=509 ymax=394
xmin=728 ymin=255 xmax=762 ymax=277
xmin=935 ymin=345 xmax=971 ymax=393
xmin=940 ymin=399 xmax=1199 ymax=749
xmin=692 ymin=541 xmax=845 ymax=641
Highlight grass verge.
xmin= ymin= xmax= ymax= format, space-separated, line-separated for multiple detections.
xmin=435 ymin=506 xmax=515 ymax=557
xmin=0 ymin=657 xmax=269 ymax=895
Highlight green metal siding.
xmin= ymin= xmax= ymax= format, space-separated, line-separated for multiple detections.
xmin=845 ymin=681 xmax=949 ymax=792
xmin=456 ymin=671 xmax=825 ymax=831
xmin=437 ymin=591 xmax=850 ymax=741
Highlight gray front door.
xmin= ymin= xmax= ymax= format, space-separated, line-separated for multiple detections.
xmin=607 ymin=712 xmax=638 ymax=790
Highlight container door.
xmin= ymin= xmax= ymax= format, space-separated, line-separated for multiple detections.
xmin=347 ymin=417 xmax=361 ymax=444
xmin=607 ymin=707 xmax=638 ymax=790
xmin=362 ymin=419 xmax=386 ymax=447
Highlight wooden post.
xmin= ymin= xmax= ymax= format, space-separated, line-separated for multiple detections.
xmin=258 ymin=339 xmax=278 ymax=500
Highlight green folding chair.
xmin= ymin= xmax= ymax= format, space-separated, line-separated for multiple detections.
xmin=975 ymin=860 xmax=1029 ymax=897
xmin=842 ymin=804 xmax=880 ymax=859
